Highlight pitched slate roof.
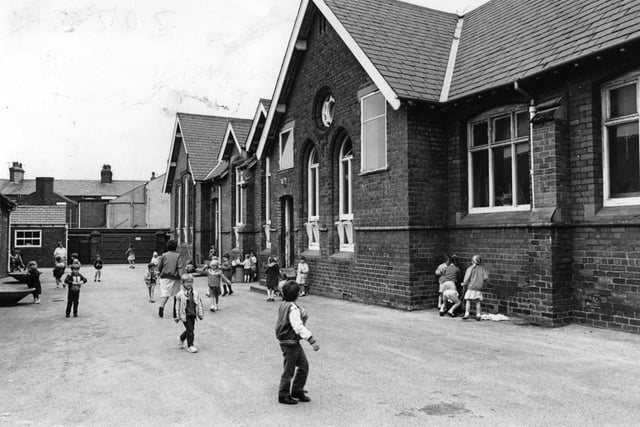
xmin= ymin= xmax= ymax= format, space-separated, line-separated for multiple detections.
xmin=316 ymin=0 xmax=640 ymax=103
xmin=176 ymin=113 xmax=231 ymax=181
xmin=229 ymin=118 xmax=253 ymax=146
xmin=0 ymin=180 xmax=145 ymax=197
xmin=324 ymin=0 xmax=458 ymax=102
xmin=11 ymin=205 xmax=66 ymax=225
xmin=449 ymin=0 xmax=640 ymax=100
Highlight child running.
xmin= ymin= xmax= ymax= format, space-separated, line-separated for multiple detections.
xmin=144 ymin=262 xmax=158 ymax=303
xmin=26 ymin=261 xmax=42 ymax=304
xmin=53 ymin=256 xmax=66 ymax=288
xmin=64 ymin=265 xmax=88 ymax=318
xmin=265 ymin=256 xmax=280 ymax=302
xmin=174 ymin=274 xmax=204 ymax=353
xmin=275 ymin=281 xmax=320 ymax=404
xmin=93 ymin=255 xmax=103 ymax=282
xmin=203 ymin=259 xmax=231 ymax=312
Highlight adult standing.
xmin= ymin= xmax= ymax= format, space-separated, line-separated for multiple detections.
xmin=156 ymin=240 xmax=183 ymax=318
xmin=53 ymin=242 xmax=67 ymax=266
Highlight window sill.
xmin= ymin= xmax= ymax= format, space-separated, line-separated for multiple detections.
xmin=301 ymin=250 xmax=321 ymax=258
xmin=329 ymin=251 xmax=355 ymax=262
xmin=457 ymin=207 xmax=557 ymax=227
xmin=234 ymin=224 xmax=253 ymax=233
xmin=592 ymin=205 xmax=640 ymax=222
xmin=359 ymin=167 xmax=388 ymax=177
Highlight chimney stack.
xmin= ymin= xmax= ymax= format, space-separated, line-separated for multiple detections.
xmin=9 ymin=162 xmax=24 ymax=183
xmin=151 ymin=172 xmax=156 ymax=180
xmin=35 ymin=177 xmax=55 ymax=204
xmin=101 ymin=164 xmax=113 ymax=184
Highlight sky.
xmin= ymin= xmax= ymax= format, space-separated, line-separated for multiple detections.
xmin=0 ymin=0 xmax=490 ymax=181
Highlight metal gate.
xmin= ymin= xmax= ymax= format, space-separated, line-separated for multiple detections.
xmin=68 ymin=229 xmax=169 ymax=264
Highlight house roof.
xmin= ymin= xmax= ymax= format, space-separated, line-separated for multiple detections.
xmin=11 ymin=205 xmax=66 ymax=225
xmin=449 ymin=0 xmax=640 ymax=100
xmin=204 ymin=160 xmax=229 ymax=181
xmin=229 ymin=118 xmax=253 ymax=148
xmin=324 ymin=0 xmax=458 ymax=102
xmin=0 ymin=193 xmax=16 ymax=210
xmin=0 ymin=180 xmax=145 ymax=197
xmin=176 ymin=113 xmax=233 ymax=181
xmin=245 ymin=99 xmax=271 ymax=153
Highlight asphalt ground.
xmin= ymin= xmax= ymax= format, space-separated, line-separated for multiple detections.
xmin=1 ymin=264 xmax=640 ymax=426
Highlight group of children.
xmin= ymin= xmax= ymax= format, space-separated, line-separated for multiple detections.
xmin=436 ymin=254 xmax=489 ymax=320
xmin=22 ymin=252 xmax=90 ymax=318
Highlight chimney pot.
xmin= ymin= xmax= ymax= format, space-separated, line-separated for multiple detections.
xmin=9 ymin=162 xmax=25 ymax=183
xmin=101 ymin=164 xmax=113 ymax=184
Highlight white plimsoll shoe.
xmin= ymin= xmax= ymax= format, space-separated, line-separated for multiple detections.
xmin=187 ymin=346 xmax=198 ymax=353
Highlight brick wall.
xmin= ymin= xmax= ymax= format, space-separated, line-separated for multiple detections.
xmin=11 ymin=226 xmax=66 ymax=268
xmin=0 ymin=206 xmax=9 ymax=277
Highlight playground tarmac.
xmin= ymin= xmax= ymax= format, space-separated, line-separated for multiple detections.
xmin=1 ymin=264 xmax=640 ymax=426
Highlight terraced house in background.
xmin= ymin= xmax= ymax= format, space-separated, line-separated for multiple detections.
xmin=164 ymin=0 xmax=640 ymax=333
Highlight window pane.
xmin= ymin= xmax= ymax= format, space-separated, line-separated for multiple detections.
xmin=472 ymin=150 xmax=489 ymax=207
xmin=363 ymin=118 xmax=385 ymax=171
xmin=516 ymin=143 xmax=530 ymax=205
xmin=609 ymin=122 xmax=640 ymax=197
xmin=310 ymin=168 xmax=317 ymax=217
xmin=493 ymin=146 xmax=513 ymax=206
xmin=610 ymin=84 xmax=637 ymax=118
xmin=472 ymin=122 xmax=488 ymax=147
xmin=494 ymin=116 xmax=511 ymax=142
xmin=516 ymin=111 xmax=530 ymax=138
xmin=363 ymin=92 xmax=385 ymax=119
xmin=342 ymin=159 xmax=351 ymax=215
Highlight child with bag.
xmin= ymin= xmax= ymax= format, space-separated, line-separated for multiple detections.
xmin=53 ymin=256 xmax=66 ymax=289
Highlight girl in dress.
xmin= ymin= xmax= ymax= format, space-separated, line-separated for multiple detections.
xmin=461 ymin=255 xmax=489 ymax=321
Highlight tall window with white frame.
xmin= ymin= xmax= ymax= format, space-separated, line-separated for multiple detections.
xmin=177 ymin=184 xmax=182 ymax=244
xmin=264 ymin=157 xmax=272 ymax=249
xmin=337 ymin=135 xmax=354 ymax=251
xmin=279 ymin=125 xmax=294 ymax=170
xmin=468 ymin=107 xmax=531 ymax=212
xmin=361 ymin=91 xmax=387 ymax=173
xmin=306 ymin=147 xmax=320 ymax=250
xmin=603 ymin=75 xmax=640 ymax=206
xmin=183 ymin=175 xmax=190 ymax=244
xmin=235 ymin=168 xmax=245 ymax=226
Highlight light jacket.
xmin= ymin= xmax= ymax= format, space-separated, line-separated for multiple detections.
xmin=174 ymin=289 xmax=204 ymax=322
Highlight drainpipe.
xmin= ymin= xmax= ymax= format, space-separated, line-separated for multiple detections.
xmin=514 ymin=81 xmax=537 ymax=209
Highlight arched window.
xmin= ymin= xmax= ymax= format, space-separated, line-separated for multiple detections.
xmin=305 ymin=147 xmax=320 ymax=250
xmin=308 ymin=147 xmax=319 ymax=220
xmin=336 ymin=135 xmax=354 ymax=251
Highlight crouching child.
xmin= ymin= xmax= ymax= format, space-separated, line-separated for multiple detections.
xmin=275 ymin=281 xmax=320 ymax=405
xmin=174 ymin=274 xmax=204 ymax=353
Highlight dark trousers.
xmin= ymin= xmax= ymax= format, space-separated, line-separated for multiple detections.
xmin=66 ymin=289 xmax=80 ymax=316
xmin=279 ymin=343 xmax=309 ymax=399
xmin=180 ymin=316 xmax=196 ymax=347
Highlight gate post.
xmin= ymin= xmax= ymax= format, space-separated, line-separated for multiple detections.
xmin=89 ymin=230 xmax=102 ymax=262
